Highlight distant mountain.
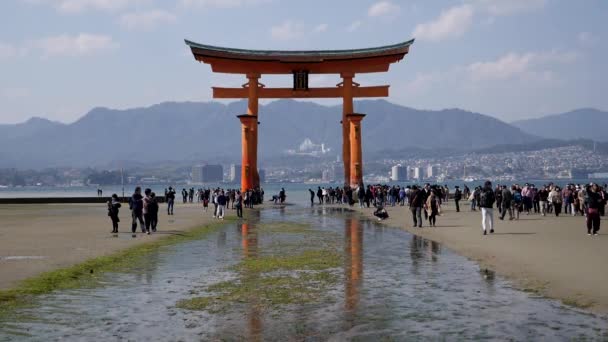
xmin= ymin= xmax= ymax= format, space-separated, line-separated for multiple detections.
xmin=512 ymin=108 xmax=608 ymax=141
xmin=0 ymin=100 xmax=537 ymax=168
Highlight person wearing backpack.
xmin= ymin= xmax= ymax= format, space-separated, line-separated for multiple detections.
xmin=512 ymin=186 xmax=523 ymax=220
xmin=479 ymin=181 xmax=496 ymax=235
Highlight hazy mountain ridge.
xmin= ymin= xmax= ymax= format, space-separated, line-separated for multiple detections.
xmin=512 ymin=108 xmax=608 ymax=141
xmin=0 ymin=99 xmax=543 ymax=168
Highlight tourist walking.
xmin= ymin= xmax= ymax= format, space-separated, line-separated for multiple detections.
xmin=549 ymin=186 xmax=563 ymax=217
xmin=107 ymin=194 xmax=121 ymax=233
xmin=499 ymin=185 xmax=513 ymax=220
xmin=143 ymin=188 xmax=153 ymax=235
xmin=426 ymin=191 xmax=439 ymax=227
xmin=309 ymin=189 xmax=315 ymax=206
xmin=217 ymin=190 xmax=227 ymax=220
xmin=480 ymin=181 xmax=496 ymax=235
xmin=409 ymin=185 xmax=424 ymax=228
xmin=585 ymin=183 xmax=603 ymax=236
xmin=128 ymin=187 xmax=145 ymax=235
xmin=538 ymin=185 xmax=549 ymax=216
xmin=166 ymin=186 xmax=175 ymax=215
xmin=149 ymin=192 xmax=159 ymax=233
xmin=235 ymin=190 xmax=243 ymax=218
xmin=453 ymin=186 xmax=462 ymax=212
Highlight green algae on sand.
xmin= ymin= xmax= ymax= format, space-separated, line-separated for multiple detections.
xmin=177 ymin=222 xmax=343 ymax=312
xmin=0 ymin=218 xmax=235 ymax=317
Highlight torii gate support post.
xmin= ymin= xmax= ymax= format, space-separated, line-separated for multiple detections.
xmin=238 ymin=114 xmax=257 ymax=192
xmin=347 ymin=113 xmax=365 ymax=188
xmin=341 ymin=72 xmax=354 ymax=186
xmin=246 ymin=73 xmax=260 ymax=190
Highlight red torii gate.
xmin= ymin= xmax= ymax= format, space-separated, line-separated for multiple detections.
xmin=185 ymin=39 xmax=414 ymax=191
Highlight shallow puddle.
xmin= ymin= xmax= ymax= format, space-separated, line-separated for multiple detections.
xmin=1 ymin=207 xmax=607 ymax=341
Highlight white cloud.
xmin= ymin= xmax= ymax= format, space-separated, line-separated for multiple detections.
xmin=180 ymin=0 xmax=270 ymax=8
xmin=270 ymin=21 xmax=304 ymax=41
xmin=1 ymin=87 xmax=30 ymax=100
xmin=470 ymin=0 xmax=546 ymax=16
xmin=413 ymin=1 xmax=546 ymax=43
xmin=33 ymin=33 xmax=118 ymax=58
xmin=578 ymin=31 xmax=597 ymax=47
xmin=0 ymin=43 xmax=18 ymax=60
xmin=346 ymin=20 xmax=362 ymax=32
xmin=412 ymin=4 xmax=474 ymax=42
xmin=404 ymin=49 xmax=577 ymax=97
xmin=313 ymin=23 xmax=328 ymax=33
xmin=368 ymin=1 xmax=400 ymax=17
xmin=22 ymin=0 xmax=146 ymax=13
xmin=120 ymin=10 xmax=176 ymax=30
xmin=468 ymin=51 xmax=577 ymax=81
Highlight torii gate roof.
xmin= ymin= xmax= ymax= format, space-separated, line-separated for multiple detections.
xmin=184 ymin=39 xmax=414 ymax=74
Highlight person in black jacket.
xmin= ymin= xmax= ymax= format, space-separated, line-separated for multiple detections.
xmin=107 ymin=194 xmax=121 ymax=234
xmin=129 ymin=187 xmax=145 ymax=235
xmin=585 ymin=183 xmax=603 ymax=236
xmin=479 ymin=181 xmax=496 ymax=235
xmin=500 ymin=185 xmax=513 ymax=220
xmin=166 ymin=186 xmax=176 ymax=215
xmin=149 ymin=192 xmax=159 ymax=232
xmin=409 ymin=186 xmax=424 ymax=228
xmin=453 ymin=186 xmax=462 ymax=212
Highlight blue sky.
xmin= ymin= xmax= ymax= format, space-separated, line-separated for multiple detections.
xmin=0 ymin=0 xmax=606 ymax=124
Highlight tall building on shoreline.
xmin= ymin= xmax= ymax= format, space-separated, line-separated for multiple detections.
xmin=410 ymin=167 xmax=421 ymax=181
xmin=229 ymin=164 xmax=241 ymax=184
xmin=192 ymin=164 xmax=223 ymax=183
xmin=391 ymin=165 xmax=407 ymax=182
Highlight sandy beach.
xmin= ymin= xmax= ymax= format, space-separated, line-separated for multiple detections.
xmin=1 ymin=200 xmax=607 ymax=315
xmin=0 ymin=202 xmax=235 ymax=290
xmin=356 ymin=201 xmax=608 ymax=314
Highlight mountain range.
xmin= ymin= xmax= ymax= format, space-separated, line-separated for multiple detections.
xmin=0 ymin=100 xmax=603 ymax=169
xmin=512 ymin=108 xmax=608 ymax=141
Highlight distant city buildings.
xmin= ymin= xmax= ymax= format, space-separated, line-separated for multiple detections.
xmin=411 ymin=167 xmax=421 ymax=181
xmin=426 ymin=165 xmax=438 ymax=179
xmin=391 ymin=165 xmax=407 ymax=182
xmin=192 ymin=164 xmax=223 ymax=183
xmin=229 ymin=164 xmax=241 ymax=184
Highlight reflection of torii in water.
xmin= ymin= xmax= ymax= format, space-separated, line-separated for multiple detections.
xmin=344 ymin=218 xmax=364 ymax=313
xmin=240 ymin=217 xmax=263 ymax=341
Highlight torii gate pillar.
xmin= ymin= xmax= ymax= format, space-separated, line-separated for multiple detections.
xmin=237 ymin=114 xmax=257 ymax=191
xmin=347 ymin=113 xmax=365 ymax=188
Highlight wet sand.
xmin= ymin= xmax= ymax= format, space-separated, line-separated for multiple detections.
xmin=1 ymin=201 xmax=607 ymax=316
xmin=356 ymin=202 xmax=608 ymax=314
xmin=0 ymin=203 xmax=235 ymax=290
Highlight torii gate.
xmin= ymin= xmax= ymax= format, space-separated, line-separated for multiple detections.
xmin=185 ymin=39 xmax=414 ymax=191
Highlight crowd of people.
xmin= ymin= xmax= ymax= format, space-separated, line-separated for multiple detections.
xmin=107 ymin=180 xmax=605 ymax=237
xmin=107 ymin=186 xmax=266 ymax=235
xmin=306 ymin=181 xmax=606 ymax=236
